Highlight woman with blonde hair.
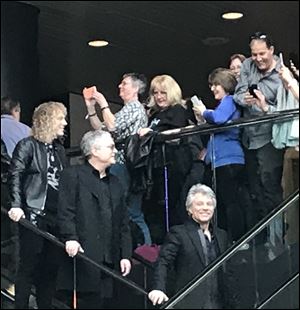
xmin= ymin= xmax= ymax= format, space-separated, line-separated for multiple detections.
xmin=138 ymin=75 xmax=204 ymax=240
xmin=8 ymin=101 xmax=68 ymax=309
xmin=140 ymin=74 xmax=188 ymax=136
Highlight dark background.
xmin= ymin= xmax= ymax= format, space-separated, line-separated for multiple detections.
xmin=1 ymin=1 xmax=299 ymax=131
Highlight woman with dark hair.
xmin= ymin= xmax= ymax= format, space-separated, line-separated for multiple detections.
xmin=229 ymin=53 xmax=246 ymax=81
xmin=193 ymin=68 xmax=246 ymax=242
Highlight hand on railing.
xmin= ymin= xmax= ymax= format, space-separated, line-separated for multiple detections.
xmin=65 ymin=240 xmax=84 ymax=257
xmin=120 ymin=258 xmax=131 ymax=276
xmin=8 ymin=207 xmax=25 ymax=222
xmin=148 ymin=289 xmax=169 ymax=305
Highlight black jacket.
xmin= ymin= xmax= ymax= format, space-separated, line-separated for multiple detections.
xmin=152 ymin=218 xmax=230 ymax=308
xmin=9 ymin=136 xmax=66 ymax=221
xmin=56 ymin=162 xmax=132 ymax=294
xmin=1 ymin=139 xmax=11 ymax=184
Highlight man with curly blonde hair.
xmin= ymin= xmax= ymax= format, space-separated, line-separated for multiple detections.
xmin=8 ymin=101 xmax=68 ymax=309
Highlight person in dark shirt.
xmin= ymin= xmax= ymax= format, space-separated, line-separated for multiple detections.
xmin=138 ymin=75 xmax=204 ymax=237
xmin=8 ymin=101 xmax=68 ymax=309
xmin=57 ymin=130 xmax=132 ymax=309
xmin=83 ymin=73 xmax=151 ymax=245
xmin=148 ymin=184 xmax=229 ymax=308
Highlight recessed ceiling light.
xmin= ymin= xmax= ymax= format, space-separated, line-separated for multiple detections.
xmin=222 ymin=12 xmax=243 ymax=20
xmin=88 ymin=40 xmax=109 ymax=47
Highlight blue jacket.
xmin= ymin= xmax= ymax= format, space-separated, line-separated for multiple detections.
xmin=203 ymin=95 xmax=245 ymax=168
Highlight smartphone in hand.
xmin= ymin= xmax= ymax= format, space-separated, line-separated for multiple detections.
xmin=248 ymin=84 xmax=258 ymax=98
xmin=83 ymin=86 xmax=97 ymax=100
xmin=191 ymin=95 xmax=203 ymax=107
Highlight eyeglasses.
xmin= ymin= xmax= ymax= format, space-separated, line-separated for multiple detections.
xmin=99 ymin=145 xmax=116 ymax=151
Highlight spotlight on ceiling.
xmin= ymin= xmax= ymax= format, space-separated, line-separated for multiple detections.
xmin=88 ymin=40 xmax=109 ymax=47
xmin=222 ymin=12 xmax=243 ymax=20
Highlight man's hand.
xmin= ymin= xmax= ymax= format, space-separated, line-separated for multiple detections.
xmin=253 ymin=89 xmax=268 ymax=112
xmin=120 ymin=259 xmax=131 ymax=276
xmin=65 ymin=240 xmax=84 ymax=257
xmin=148 ymin=290 xmax=169 ymax=305
xmin=8 ymin=208 xmax=25 ymax=222
xmin=244 ymin=91 xmax=257 ymax=106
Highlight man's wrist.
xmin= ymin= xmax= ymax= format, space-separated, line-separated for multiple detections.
xmin=287 ymin=78 xmax=298 ymax=89
xmin=262 ymin=104 xmax=269 ymax=113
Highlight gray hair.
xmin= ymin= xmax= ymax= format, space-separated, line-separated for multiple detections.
xmin=185 ymin=184 xmax=217 ymax=211
xmin=80 ymin=130 xmax=112 ymax=158
xmin=123 ymin=73 xmax=147 ymax=94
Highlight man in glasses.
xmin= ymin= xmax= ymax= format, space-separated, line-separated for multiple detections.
xmin=57 ymin=130 xmax=132 ymax=308
xmin=233 ymin=32 xmax=284 ymax=230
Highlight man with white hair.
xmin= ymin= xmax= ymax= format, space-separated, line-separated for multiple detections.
xmin=148 ymin=184 xmax=230 ymax=308
xmin=57 ymin=130 xmax=132 ymax=309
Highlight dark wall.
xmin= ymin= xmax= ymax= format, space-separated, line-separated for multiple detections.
xmin=1 ymin=1 xmax=40 ymax=126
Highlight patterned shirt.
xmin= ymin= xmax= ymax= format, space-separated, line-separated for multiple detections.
xmin=113 ymin=100 xmax=148 ymax=163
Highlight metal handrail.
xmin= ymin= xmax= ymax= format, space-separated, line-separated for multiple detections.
xmin=0 ymin=207 xmax=148 ymax=296
xmin=65 ymin=108 xmax=299 ymax=156
xmin=163 ymin=190 xmax=299 ymax=309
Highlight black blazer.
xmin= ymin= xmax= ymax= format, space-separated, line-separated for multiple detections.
xmin=57 ymin=162 xmax=132 ymax=293
xmin=152 ymin=218 xmax=229 ymax=302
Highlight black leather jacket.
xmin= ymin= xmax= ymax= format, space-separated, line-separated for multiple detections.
xmin=9 ymin=137 xmax=66 ymax=220
xmin=1 ymin=138 xmax=11 ymax=184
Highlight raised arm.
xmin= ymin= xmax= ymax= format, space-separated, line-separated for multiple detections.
xmin=93 ymin=90 xmax=116 ymax=131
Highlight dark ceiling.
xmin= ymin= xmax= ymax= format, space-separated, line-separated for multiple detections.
xmin=20 ymin=1 xmax=299 ymax=103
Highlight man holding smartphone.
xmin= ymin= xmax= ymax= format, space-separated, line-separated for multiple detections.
xmin=233 ymin=32 xmax=284 ymax=234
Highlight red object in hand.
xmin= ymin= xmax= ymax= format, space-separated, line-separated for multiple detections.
xmin=83 ymin=86 xmax=97 ymax=100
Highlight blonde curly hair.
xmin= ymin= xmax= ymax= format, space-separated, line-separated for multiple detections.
xmin=32 ymin=101 xmax=67 ymax=143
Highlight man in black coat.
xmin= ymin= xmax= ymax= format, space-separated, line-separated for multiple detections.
xmin=148 ymin=184 xmax=230 ymax=308
xmin=8 ymin=101 xmax=68 ymax=309
xmin=57 ymin=130 xmax=132 ymax=309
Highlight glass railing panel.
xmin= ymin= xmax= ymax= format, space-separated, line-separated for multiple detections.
xmin=153 ymin=110 xmax=299 ymax=246
xmin=164 ymin=194 xmax=298 ymax=309
xmin=258 ymin=274 xmax=299 ymax=309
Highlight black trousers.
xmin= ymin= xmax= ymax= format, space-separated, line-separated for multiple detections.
xmin=15 ymin=225 xmax=60 ymax=309
xmin=244 ymin=143 xmax=284 ymax=222
xmin=215 ymin=164 xmax=247 ymax=242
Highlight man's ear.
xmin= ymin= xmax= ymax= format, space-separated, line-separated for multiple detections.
xmin=11 ymin=108 xmax=20 ymax=121
xmin=90 ymin=146 xmax=97 ymax=157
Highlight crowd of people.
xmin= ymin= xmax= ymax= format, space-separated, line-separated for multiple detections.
xmin=1 ymin=31 xmax=299 ymax=309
